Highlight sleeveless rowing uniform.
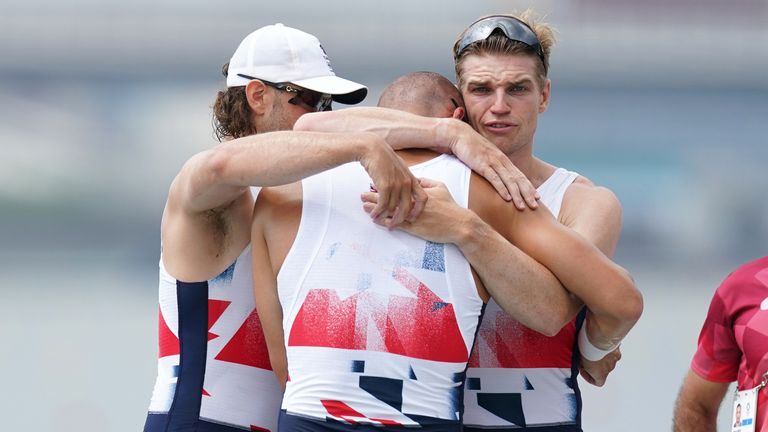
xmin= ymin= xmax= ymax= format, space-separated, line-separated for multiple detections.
xmin=144 ymin=187 xmax=282 ymax=432
xmin=464 ymin=168 xmax=584 ymax=432
xmin=276 ymin=154 xmax=483 ymax=430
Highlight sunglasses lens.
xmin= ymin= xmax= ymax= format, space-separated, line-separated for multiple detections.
xmin=295 ymin=90 xmax=332 ymax=112
xmin=456 ymin=16 xmax=540 ymax=57
xmin=317 ymin=95 xmax=332 ymax=111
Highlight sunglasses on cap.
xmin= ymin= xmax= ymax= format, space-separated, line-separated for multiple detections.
xmin=237 ymin=74 xmax=333 ymax=112
xmin=454 ymin=16 xmax=547 ymax=74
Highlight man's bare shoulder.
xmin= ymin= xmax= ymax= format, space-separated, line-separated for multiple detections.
xmin=560 ymin=175 xmax=623 ymax=255
xmin=468 ymin=172 xmax=556 ymax=236
xmin=562 ymin=177 xmax=622 ymax=217
xmin=567 ymin=178 xmax=620 ymax=206
xmin=468 ymin=171 xmax=515 ymax=215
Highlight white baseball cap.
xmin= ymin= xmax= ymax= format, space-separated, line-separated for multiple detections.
xmin=226 ymin=23 xmax=367 ymax=105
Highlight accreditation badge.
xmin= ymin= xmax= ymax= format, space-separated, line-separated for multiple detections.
xmin=732 ymin=386 xmax=757 ymax=432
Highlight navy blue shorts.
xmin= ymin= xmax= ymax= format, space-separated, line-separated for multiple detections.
xmin=464 ymin=426 xmax=581 ymax=432
xmin=144 ymin=413 xmax=265 ymax=431
xmin=278 ymin=411 xmax=461 ymax=431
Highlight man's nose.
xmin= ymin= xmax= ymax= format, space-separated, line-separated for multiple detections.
xmin=489 ymin=89 xmax=511 ymax=114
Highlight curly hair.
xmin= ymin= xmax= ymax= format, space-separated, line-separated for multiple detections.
xmin=212 ymin=62 xmax=257 ymax=141
xmin=453 ymin=10 xmax=556 ymax=89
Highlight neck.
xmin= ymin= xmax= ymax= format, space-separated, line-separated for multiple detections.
xmin=506 ymin=147 xmax=555 ymax=188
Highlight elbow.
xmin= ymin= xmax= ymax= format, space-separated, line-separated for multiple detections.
xmin=293 ymin=111 xmax=325 ymax=131
xmin=530 ymin=293 xmax=583 ymax=337
xmin=497 ymin=302 xmax=568 ymax=338
xmin=542 ymin=293 xmax=584 ymax=337
xmin=590 ymin=269 xmax=643 ymax=336
xmin=627 ymin=288 xmax=644 ymax=324
xmin=189 ymin=147 xmax=232 ymax=194
xmin=538 ymin=321 xmax=565 ymax=338
xmin=614 ymin=270 xmax=644 ymax=327
xmin=180 ymin=147 xmax=237 ymax=210
xmin=537 ymin=306 xmax=577 ymax=337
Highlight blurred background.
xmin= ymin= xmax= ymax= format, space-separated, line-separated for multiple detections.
xmin=1 ymin=0 xmax=766 ymax=430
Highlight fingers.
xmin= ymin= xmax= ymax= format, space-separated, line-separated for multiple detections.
xmin=364 ymin=178 xmax=420 ymax=229
xmin=507 ymin=182 xmax=537 ymax=211
xmin=360 ymin=191 xmax=379 ymax=204
xmin=369 ymin=187 xmax=390 ymax=222
xmin=517 ymin=176 xmax=540 ymax=209
xmin=507 ymin=183 xmax=526 ymax=210
xmin=481 ymin=167 xmax=513 ymax=203
xmin=476 ymin=157 xmax=539 ymax=209
xmin=496 ymin=159 xmax=538 ymax=209
xmin=418 ymin=177 xmax=442 ymax=189
xmin=579 ymin=366 xmax=605 ymax=387
xmin=362 ymin=202 xmax=412 ymax=232
xmin=388 ymin=184 xmax=412 ymax=228
xmin=408 ymin=182 xmax=428 ymax=222
xmin=371 ymin=177 xmax=404 ymax=224
xmin=579 ymin=367 xmax=598 ymax=386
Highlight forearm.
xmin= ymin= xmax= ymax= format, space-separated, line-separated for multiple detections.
xmin=672 ymin=406 xmax=717 ymax=432
xmin=512 ymin=217 xmax=642 ymax=349
xmin=294 ymin=107 xmax=460 ymax=152
xmin=555 ymin=241 xmax=641 ymax=349
xmin=556 ymin=184 xmax=640 ymax=350
xmin=672 ymin=370 xmax=727 ymax=432
xmin=179 ymin=131 xmax=371 ymax=213
xmin=456 ymin=213 xmax=580 ymax=336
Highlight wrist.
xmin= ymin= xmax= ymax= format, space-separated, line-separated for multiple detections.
xmin=352 ymin=132 xmax=378 ymax=162
xmin=433 ymin=118 xmax=460 ymax=153
xmin=578 ymin=320 xmax=619 ymax=361
xmin=454 ymin=211 xmax=491 ymax=251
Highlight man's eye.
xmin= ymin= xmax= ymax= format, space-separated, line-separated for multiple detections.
xmin=472 ymin=87 xmax=489 ymax=94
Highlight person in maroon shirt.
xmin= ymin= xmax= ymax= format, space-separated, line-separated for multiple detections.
xmin=674 ymin=256 xmax=768 ymax=431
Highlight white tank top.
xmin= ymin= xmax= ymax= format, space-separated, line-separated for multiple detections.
xmin=463 ymin=167 xmax=582 ymax=430
xmin=536 ymin=168 xmax=578 ymax=219
xmin=277 ymin=154 xmax=483 ymax=428
xmin=146 ymin=187 xmax=282 ymax=432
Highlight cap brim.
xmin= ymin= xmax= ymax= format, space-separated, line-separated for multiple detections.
xmin=291 ymin=75 xmax=368 ymax=105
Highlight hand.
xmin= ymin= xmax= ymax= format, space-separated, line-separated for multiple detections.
xmin=358 ymin=135 xmax=427 ymax=228
xmin=361 ymin=178 xmax=470 ymax=243
xmin=579 ymin=345 xmax=621 ymax=387
xmin=448 ymin=124 xmax=539 ymax=210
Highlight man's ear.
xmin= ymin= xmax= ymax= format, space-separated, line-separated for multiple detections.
xmin=452 ymin=107 xmax=466 ymax=121
xmin=245 ymin=80 xmax=269 ymax=115
xmin=539 ymin=79 xmax=551 ymax=114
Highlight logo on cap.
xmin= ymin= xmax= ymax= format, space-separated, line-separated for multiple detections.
xmin=319 ymin=44 xmax=334 ymax=73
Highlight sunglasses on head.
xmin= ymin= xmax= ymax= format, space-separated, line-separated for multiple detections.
xmin=454 ymin=16 xmax=547 ymax=74
xmin=237 ymin=74 xmax=333 ymax=112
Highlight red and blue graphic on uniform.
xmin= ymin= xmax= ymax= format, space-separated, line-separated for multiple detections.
xmin=463 ymin=304 xmax=583 ymax=430
xmin=469 ymin=309 xmax=576 ymax=369
xmin=281 ymin=241 xmax=473 ymax=429
xmin=288 ymin=265 xmax=467 ymax=362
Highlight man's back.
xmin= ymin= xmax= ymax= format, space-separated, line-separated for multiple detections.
xmin=254 ymin=151 xmax=483 ymax=430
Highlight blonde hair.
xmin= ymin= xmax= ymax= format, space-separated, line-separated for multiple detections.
xmin=453 ymin=10 xmax=556 ymax=88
